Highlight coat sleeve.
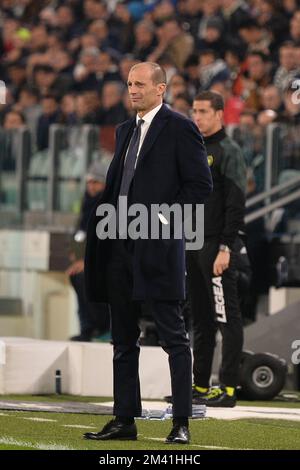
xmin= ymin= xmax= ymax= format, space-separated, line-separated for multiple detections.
xmin=174 ymin=119 xmax=213 ymax=206
xmin=219 ymin=140 xmax=246 ymax=249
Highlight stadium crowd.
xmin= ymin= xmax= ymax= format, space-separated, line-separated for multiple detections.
xmin=1 ymin=0 xmax=300 ymax=150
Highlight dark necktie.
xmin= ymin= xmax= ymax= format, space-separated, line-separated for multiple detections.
xmin=119 ymin=118 xmax=144 ymax=197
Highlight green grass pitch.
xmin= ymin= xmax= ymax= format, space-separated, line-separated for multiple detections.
xmin=0 ymin=395 xmax=300 ymax=450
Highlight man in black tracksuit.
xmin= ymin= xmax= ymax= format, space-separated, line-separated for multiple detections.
xmin=187 ymin=91 xmax=246 ymax=407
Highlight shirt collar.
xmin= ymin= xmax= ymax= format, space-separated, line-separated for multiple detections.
xmin=136 ymin=103 xmax=163 ymax=125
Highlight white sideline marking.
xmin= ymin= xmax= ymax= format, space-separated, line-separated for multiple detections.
xmin=0 ymin=402 xmax=63 ymax=410
xmin=143 ymin=436 xmax=235 ymax=450
xmin=62 ymin=424 xmax=97 ymax=429
xmin=22 ymin=417 xmax=57 ymax=422
xmin=0 ymin=437 xmax=76 ymax=450
xmin=207 ymin=405 xmax=300 ymax=421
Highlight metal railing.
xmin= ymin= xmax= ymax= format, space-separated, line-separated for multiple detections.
xmin=1 ymin=122 xmax=300 ymax=230
xmin=245 ymin=189 xmax=300 ymax=224
xmin=246 ymin=174 xmax=300 ymax=208
xmin=0 ymin=124 xmax=106 ymax=228
xmin=245 ymin=123 xmax=300 ymax=225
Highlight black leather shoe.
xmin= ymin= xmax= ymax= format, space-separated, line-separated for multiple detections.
xmin=165 ymin=425 xmax=190 ymax=444
xmin=70 ymin=334 xmax=92 ymax=342
xmin=83 ymin=419 xmax=137 ymax=441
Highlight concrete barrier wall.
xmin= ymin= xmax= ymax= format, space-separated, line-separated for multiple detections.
xmin=0 ymin=337 xmax=171 ymax=399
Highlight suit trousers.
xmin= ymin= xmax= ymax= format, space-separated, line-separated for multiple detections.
xmin=106 ymin=239 xmax=192 ymax=418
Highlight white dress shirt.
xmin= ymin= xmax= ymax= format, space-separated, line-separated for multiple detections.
xmin=123 ymin=102 xmax=169 ymax=226
xmin=124 ymin=103 xmax=163 ymax=168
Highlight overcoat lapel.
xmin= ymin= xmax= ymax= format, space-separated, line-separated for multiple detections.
xmin=136 ymin=104 xmax=170 ymax=169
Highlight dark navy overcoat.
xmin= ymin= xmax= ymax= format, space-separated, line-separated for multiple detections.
xmin=85 ymin=104 xmax=212 ymax=302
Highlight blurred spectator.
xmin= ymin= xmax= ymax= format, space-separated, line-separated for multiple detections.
xmin=20 ymin=0 xmax=53 ymax=24
xmin=96 ymin=81 xmax=128 ymax=125
xmin=156 ymin=54 xmax=178 ymax=82
xmin=33 ymin=63 xmax=72 ymax=98
xmin=237 ymin=110 xmax=266 ymax=192
xmin=273 ymin=41 xmax=299 ymax=91
xmin=258 ymin=88 xmax=282 ymax=124
xmin=61 ymin=93 xmax=77 ymax=125
xmin=119 ymin=54 xmax=140 ymax=83
xmin=261 ymin=84 xmax=283 ymax=112
xmin=0 ymin=110 xmax=26 ymax=172
xmin=36 ymin=94 xmax=62 ymax=150
xmin=177 ymin=0 xmax=202 ymax=38
xmin=83 ymin=0 xmax=109 ymax=24
xmin=88 ymin=19 xmax=118 ymax=51
xmin=183 ymin=53 xmax=201 ymax=96
xmin=278 ymin=86 xmax=300 ymax=123
xmin=151 ymin=0 xmax=176 ymax=23
xmin=239 ymin=110 xmax=257 ymax=131
xmin=198 ymin=49 xmax=230 ymax=90
xmin=6 ymin=61 xmax=27 ymax=100
xmin=29 ymin=25 xmax=49 ymax=53
xmin=197 ymin=17 xmax=226 ymax=57
xmin=33 ymin=64 xmax=56 ymax=95
xmin=55 ymin=4 xmax=84 ymax=42
xmin=238 ymin=17 xmax=271 ymax=54
xmin=253 ymin=0 xmax=289 ymax=52
xmin=210 ymin=80 xmax=245 ymax=124
xmin=242 ymin=50 xmax=272 ymax=110
xmin=73 ymin=46 xmax=100 ymax=91
xmin=15 ymin=86 xmax=42 ymax=141
xmin=108 ymin=1 xmax=135 ymax=53
xmin=3 ymin=110 xmax=25 ymax=129
xmin=84 ymin=89 xmax=102 ymax=115
xmin=79 ymin=32 xmax=99 ymax=51
xmin=196 ymin=0 xmax=223 ymax=41
xmin=132 ymin=20 xmax=157 ymax=61
xmin=165 ymin=72 xmax=189 ymax=104
xmin=93 ymin=50 xmax=121 ymax=88
xmin=171 ymin=93 xmax=192 ymax=117
xmin=50 ymin=50 xmax=74 ymax=79
xmin=257 ymin=108 xmax=277 ymax=126
xmin=148 ymin=18 xmax=194 ymax=70
xmin=289 ymin=9 xmax=300 ymax=44
xmin=224 ymin=45 xmax=247 ymax=96
xmin=122 ymin=90 xmax=135 ymax=118
xmin=67 ymin=159 xmax=110 ymax=342
xmin=221 ymin=0 xmax=251 ymax=39
xmin=2 ymin=19 xmax=30 ymax=64
xmin=74 ymin=94 xmax=96 ymax=124
xmin=283 ymin=0 xmax=298 ymax=19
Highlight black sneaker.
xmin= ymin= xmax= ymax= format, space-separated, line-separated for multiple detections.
xmin=202 ymin=387 xmax=236 ymax=407
xmin=192 ymin=385 xmax=210 ymax=404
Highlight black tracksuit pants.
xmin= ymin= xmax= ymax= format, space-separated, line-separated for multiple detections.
xmin=186 ymin=238 xmax=243 ymax=388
